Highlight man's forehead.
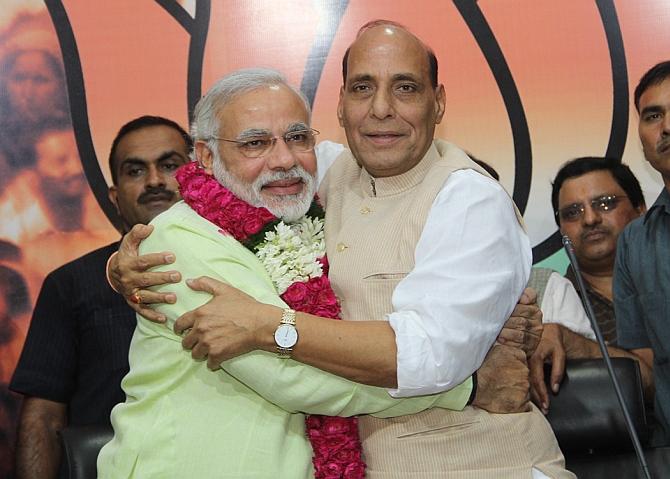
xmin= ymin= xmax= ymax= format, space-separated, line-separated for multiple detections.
xmin=219 ymin=85 xmax=310 ymax=134
xmin=639 ymin=78 xmax=670 ymax=110
xmin=116 ymin=126 xmax=188 ymax=160
xmin=346 ymin=26 xmax=430 ymax=77
xmin=559 ymin=170 xmax=623 ymax=201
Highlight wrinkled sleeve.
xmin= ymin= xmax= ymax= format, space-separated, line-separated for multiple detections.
xmin=387 ymin=170 xmax=532 ymax=397
xmin=542 ymin=272 xmax=595 ymax=340
xmin=143 ymin=206 xmax=473 ymax=417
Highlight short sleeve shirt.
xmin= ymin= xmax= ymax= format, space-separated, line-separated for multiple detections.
xmin=10 ymin=242 xmax=136 ymax=426
xmin=614 ymin=187 xmax=670 ymax=445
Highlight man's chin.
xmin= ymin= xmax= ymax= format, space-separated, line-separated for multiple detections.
xmin=262 ymin=194 xmax=312 ymax=222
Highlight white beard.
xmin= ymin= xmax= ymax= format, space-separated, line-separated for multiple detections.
xmin=210 ymin=149 xmax=316 ymax=223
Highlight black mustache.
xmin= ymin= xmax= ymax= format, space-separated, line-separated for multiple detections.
xmin=137 ymin=189 xmax=176 ymax=204
xmin=657 ymin=138 xmax=670 ymax=154
xmin=580 ymin=226 xmax=609 ymax=240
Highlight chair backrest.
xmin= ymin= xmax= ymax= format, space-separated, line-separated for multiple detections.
xmin=545 ymin=357 xmax=649 ymax=453
xmin=58 ymin=424 xmax=113 ymax=479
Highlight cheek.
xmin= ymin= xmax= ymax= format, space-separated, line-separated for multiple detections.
xmin=639 ymin=128 xmax=657 ymax=150
xmin=561 ymin=223 xmax=582 ymax=242
xmin=116 ymin=185 xmax=141 ymax=207
xmin=164 ymin=175 xmax=181 ymax=191
xmin=229 ymin=160 xmax=263 ymax=185
xmin=300 ymin=154 xmax=317 ymax=176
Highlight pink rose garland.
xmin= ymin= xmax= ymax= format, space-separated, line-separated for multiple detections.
xmin=176 ymin=162 xmax=366 ymax=479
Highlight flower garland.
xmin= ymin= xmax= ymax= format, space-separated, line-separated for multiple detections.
xmin=176 ymin=162 xmax=365 ymax=479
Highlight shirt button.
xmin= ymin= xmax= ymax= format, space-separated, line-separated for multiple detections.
xmin=360 ymin=206 xmax=371 ymax=215
xmin=336 ymin=243 xmax=348 ymax=252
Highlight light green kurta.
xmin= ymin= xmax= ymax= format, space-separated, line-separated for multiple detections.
xmin=97 ymin=201 xmax=473 ymax=478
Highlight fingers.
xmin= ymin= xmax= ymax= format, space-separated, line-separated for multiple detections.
xmin=122 ymin=224 xmax=154 ymax=252
xmin=137 ymin=305 xmax=167 ymax=323
xmin=185 ymin=276 xmax=228 ymax=295
xmin=529 ymin=352 xmax=550 ymax=414
xmin=175 ymin=311 xmax=197 ymax=336
xmin=549 ymin=347 xmax=566 ymax=394
xmin=131 ymin=252 xmax=177 ymax=272
xmin=497 ymin=327 xmax=524 ymax=348
xmin=180 ymin=322 xmax=226 ymax=370
xmin=511 ymin=303 xmax=540 ymax=320
xmin=519 ymin=287 xmax=537 ymax=305
xmin=130 ymin=289 xmax=176 ymax=306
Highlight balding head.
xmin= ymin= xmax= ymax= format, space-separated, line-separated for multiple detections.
xmin=342 ymin=20 xmax=438 ymax=88
xmin=337 ymin=21 xmax=446 ymax=178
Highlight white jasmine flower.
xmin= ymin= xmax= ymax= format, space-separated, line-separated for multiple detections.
xmin=255 ymin=216 xmax=326 ymax=294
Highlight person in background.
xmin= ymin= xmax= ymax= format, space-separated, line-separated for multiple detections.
xmin=614 ymin=60 xmax=670 ymax=446
xmin=529 ymin=156 xmax=652 ymax=413
xmin=10 ymin=116 xmax=192 ymax=479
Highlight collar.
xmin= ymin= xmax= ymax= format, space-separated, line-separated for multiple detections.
xmin=358 ymin=142 xmax=440 ymax=197
xmin=643 ymin=187 xmax=670 ymax=224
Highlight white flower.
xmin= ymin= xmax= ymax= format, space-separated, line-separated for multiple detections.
xmin=255 ymin=216 xmax=326 ymax=294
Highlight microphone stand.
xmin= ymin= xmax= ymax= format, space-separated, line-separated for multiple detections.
xmin=562 ymin=235 xmax=651 ymax=479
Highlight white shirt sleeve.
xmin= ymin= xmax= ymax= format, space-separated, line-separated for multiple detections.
xmin=387 ymin=169 xmax=532 ymax=397
xmin=541 ymin=272 xmax=595 ymax=340
xmin=315 ymin=141 xmax=344 ymax=187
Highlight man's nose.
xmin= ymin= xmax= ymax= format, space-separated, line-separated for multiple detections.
xmin=370 ymin=88 xmax=394 ymax=120
xmin=582 ymin=204 xmax=602 ymax=225
xmin=266 ymin=138 xmax=297 ymax=170
xmin=145 ymin=165 xmax=166 ymax=187
xmin=662 ymin=112 xmax=670 ymax=135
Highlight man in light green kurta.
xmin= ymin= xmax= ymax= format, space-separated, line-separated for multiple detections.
xmin=97 ymin=69 xmax=472 ymax=478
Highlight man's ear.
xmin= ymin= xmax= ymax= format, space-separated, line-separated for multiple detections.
xmin=337 ymin=86 xmax=345 ymax=127
xmin=434 ymin=84 xmax=446 ymax=124
xmin=108 ymin=186 xmax=119 ymax=213
xmin=195 ymin=141 xmax=215 ymax=174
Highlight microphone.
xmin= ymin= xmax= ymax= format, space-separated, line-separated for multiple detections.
xmin=562 ymin=235 xmax=651 ymax=479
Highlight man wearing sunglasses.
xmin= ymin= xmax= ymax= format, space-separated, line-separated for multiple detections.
xmin=529 ymin=156 xmax=651 ymax=412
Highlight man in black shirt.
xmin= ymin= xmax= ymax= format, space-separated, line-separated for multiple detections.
xmin=10 ymin=115 xmax=191 ymax=479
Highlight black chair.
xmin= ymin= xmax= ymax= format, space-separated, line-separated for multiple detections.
xmin=545 ymin=357 xmax=649 ymax=453
xmin=58 ymin=424 xmax=113 ymax=479
xmin=544 ymin=358 xmax=670 ymax=478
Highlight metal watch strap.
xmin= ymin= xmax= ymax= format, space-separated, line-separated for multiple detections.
xmin=276 ymin=308 xmax=297 ymax=358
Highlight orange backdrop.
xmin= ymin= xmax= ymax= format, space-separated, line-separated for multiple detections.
xmin=0 ymin=0 xmax=669 ymax=472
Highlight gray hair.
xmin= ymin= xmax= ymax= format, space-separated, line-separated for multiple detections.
xmin=190 ymin=68 xmax=311 ymax=158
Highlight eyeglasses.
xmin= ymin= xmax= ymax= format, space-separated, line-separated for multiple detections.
xmin=210 ymin=128 xmax=319 ymax=158
xmin=556 ymin=194 xmax=628 ymax=222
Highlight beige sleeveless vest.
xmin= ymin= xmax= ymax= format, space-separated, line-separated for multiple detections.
xmin=318 ymin=141 xmax=571 ymax=478
xmin=321 ymin=140 xmax=488 ymax=322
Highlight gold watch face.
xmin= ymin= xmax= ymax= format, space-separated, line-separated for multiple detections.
xmin=274 ymin=323 xmax=298 ymax=348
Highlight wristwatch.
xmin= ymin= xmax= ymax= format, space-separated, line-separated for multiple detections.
xmin=274 ymin=308 xmax=298 ymax=358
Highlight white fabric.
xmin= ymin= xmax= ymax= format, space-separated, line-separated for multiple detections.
xmin=317 ymin=143 xmax=531 ymax=396
xmin=386 ymin=170 xmax=531 ymax=396
xmin=315 ymin=141 xmax=344 ymax=186
xmin=532 ymin=467 xmax=552 ymax=479
xmin=541 ymin=272 xmax=596 ymax=341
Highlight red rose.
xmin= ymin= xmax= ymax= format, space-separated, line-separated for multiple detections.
xmin=306 ymin=414 xmax=324 ymax=429
xmin=343 ymin=461 xmax=366 ymax=479
xmin=225 ymin=201 xmax=249 ymax=220
xmin=244 ymin=215 xmax=266 ymax=235
xmin=282 ymin=282 xmax=309 ymax=306
xmin=321 ymin=461 xmax=343 ymax=478
xmin=322 ymin=417 xmax=351 ymax=435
